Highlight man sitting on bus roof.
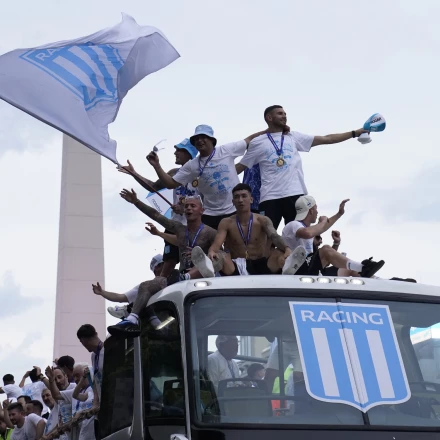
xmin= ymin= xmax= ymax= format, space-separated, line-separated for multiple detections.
xmin=282 ymin=195 xmax=385 ymax=278
xmin=190 ymin=183 xmax=307 ymax=277
xmin=107 ymin=191 xmax=224 ymax=338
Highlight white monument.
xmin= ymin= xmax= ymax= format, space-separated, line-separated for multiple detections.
xmin=53 ymin=135 xmax=106 ymax=363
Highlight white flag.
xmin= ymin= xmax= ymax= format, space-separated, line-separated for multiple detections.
xmin=0 ymin=14 xmax=179 ymax=164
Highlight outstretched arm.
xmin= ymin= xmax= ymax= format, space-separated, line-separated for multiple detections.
xmin=120 ymin=188 xmax=180 ymax=233
xmin=244 ymin=130 xmax=267 ymax=146
xmin=146 ymin=152 xmax=181 ymax=189
xmin=261 ymin=216 xmax=290 ymax=253
xmin=208 ymin=220 xmax=229 ymax=259
xmin=311 ymin=128 xmax=367 ymax=147
xmin=19 ymin=371 xmax=30 ymax=388
xmin=145 ymin=223 xmax=179 ymax=246
xmin=92 ymin=282 xmax=128 ymax=303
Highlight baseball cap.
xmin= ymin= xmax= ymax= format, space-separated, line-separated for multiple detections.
xmin=189 ymin=125 xmax=217 ymax=146
xmin=295 ymin=195 xmax=316 ymax=221
xmin=150 ymin=254 xmax=164 ymax=272
xmin=175 ymin=138 xmax=198 ymax=159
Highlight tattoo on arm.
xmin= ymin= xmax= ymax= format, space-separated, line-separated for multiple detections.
xmin=262 ymin=217 xmax=287 ymax=251
xmin=134 ymin=200 xmax=179 ymax=232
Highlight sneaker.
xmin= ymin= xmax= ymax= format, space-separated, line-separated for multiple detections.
xmin=282 ymin=246 xmax=307 ymax=275
xmin=191 ymin=246 xmax=215 ymax=278
xmin=107 ymin=305 xmax=129 ymax=319
xmin=107 ymin=320 xmax=141 ymax=338
xmin=360 ymin=258 xmax=385 ymax=278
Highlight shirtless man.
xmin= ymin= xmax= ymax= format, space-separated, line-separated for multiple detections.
xmin=191 ymin=183 xmax=307 ymax=277
xmin=107 ymin=191 xmax=221 ymax=337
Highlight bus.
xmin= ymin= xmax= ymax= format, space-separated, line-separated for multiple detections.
xmin=97 ymin=274 xmax=440 ymax=440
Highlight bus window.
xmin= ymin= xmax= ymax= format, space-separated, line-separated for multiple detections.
xmin=99 ymin=336 xmax=134 ymax=438
xmin=188 ymin=294 xmax=440 ymax=427
xmin=141 ymin=304 xmax=186 ymax=424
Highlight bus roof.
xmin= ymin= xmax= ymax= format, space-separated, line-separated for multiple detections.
xmin=149 ymin=275 xmax=440 ymax=306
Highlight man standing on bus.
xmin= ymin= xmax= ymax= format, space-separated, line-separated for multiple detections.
xmin=236 ymin=105 xmax=368 ymax=229
xmin=190 ymin=183 xmax=307 ymax=277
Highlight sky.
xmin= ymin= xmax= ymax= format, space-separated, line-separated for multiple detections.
xmin=1 ymin=0 xmax=440 ymax=394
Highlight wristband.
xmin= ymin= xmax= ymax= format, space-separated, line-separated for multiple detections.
xmin=352 ymin=130 xmax=356 ymax=138
xmin=333 ymin=242 xmax=340 ymax=246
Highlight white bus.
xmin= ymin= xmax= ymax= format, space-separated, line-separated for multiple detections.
xmin=97 ymin=275 xmax=440 ymax=440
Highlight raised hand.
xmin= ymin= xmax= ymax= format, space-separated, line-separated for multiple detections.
xmin=331 ymin=230 xmax=341 ymax=243
xmin=338 ymin=199 xmax=350 ymax=216
xmin=45 ymin=366 xmax=54 ymax=380
xmin=2 ymin=399 xmax=10 ymax=410
xmin=146 ymin=151 xmax=160 ymax=168
xmin=33 ymin=366 xmax=41 ymax=376
xmin=318 ymin=216 xmax=329 ymax=224
xmin=120 ymin=188 xmax=139 ymax=204
xmin=117 ymin=160 xmax=136 ymax=175
xmin=145 ymin=223 xmax=160 ymax=236
xmin=92 ymin=282 xmax=103 ymax=295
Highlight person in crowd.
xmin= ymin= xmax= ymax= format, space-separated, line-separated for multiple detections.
xmin=0 ymin=414 xmax=13 ymax=440
xmin=26 ymin=401 xmax=43 ymax=418
xmin=191 ymin=184 xmax=306 ymax=277
xmin=108 ymin=193 xmax=223 ymax=338
xmin=6 ymin=402 xmax=45 ymax=440
xmin=93 ymin=254 xmax=163 ymax=320
xmin=76 ymin=325 xmax=104 ymax=407
xmin=56 ymin=357 xmax=75 ymax=384
xmin=237 ymin=105 xmax=369 ymax=229
xmin=0 ymin=376 xmax=21 ymax=403
xmin=119 ymin=139 xmax=199 ymax=277
xmin=15 ymin=398 xmax=30 ymax=416
xmin=207 ymin=336 xmax=240 ymax=390
xmin=19 ymin=368 xmax=48 ymax=415
xmin=41 ymin=388 xmax=58 ymax=439
xmin=146 ymin=125 xmax=269 ymax=230
xmin=245 ymin=363 xmax=265 ymax=381
xmin=282 ymin=195 xmax=385 ymax=277
xmin=242 ymin=164 xmax=261 ymax=213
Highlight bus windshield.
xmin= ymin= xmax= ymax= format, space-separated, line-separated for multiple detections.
xmin=188 ymin=292 xmax=440 ymax=427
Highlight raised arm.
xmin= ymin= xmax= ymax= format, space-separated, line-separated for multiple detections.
xmin=146 ymin=152 xmax=181 ymax=189
xmin=72 ymin=374 xmax=89 ymax=402
xmin=19 ymin=370 xmax=30 ymax=388
xmin=311 ymin=129 xmax=367 ymax=147
xmin=145 ymin=223 xmax=179 ymax=246
xmin=208 ymin=220 xmax=229 ymax=260
xmin=296 ymin=199 xmax=349 ymax=239
xmin=261 ymin=216 xmax=290 ymax=253
xmin=44 ymin=367 xmax=63 ymax=401
xmin=120 ymin=188 xmax=180 ymax=233
xmin=92 ymin=282 xmax=127 ymax=303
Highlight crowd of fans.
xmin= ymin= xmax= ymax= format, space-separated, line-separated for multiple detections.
xmin=2 ymin=104 xmax=416 ymax=440
xmin=1 ymin=325 xmax=104 ymax=440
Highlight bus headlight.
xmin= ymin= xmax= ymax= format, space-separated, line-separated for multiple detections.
xmin=350 ymin=278 xmax=365 ymax=285
xmin=334 ymin=278 xmax=349 ymax=284
xmin=194 ymin=281 xmax=210 ymax=288
xmin=300 ymin=277 xmax=315 ymax=283
xmin=317 ymin=277 xmax=331 ymax=284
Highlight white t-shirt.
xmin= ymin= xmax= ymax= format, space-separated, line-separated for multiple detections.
xmin=22 ymin=382 xmax=48 ymax=414
xmin=173 ymin=141 xmax=247 ymax=216
xmin=44 ymin=405 xmax=58 ymax=435
xmin=282 ymin=220 xmax=314 ymax=256
xmin=11 ymin=414 xmax=44 ymax=440
xmin=172 ymin=182 xmax=198 ymax=225
xmin=2 ymin=384 xmax=22 ymax=400
xmin=58 ymin=384 xmax=76 ymax=425
xmin=124 ymin=284 xmax=139 ymax=303
xmin=73 ymin=386 xmax=95 ymax=440
xmin=207 ymin=351 xmax=240 ymax=389
xmin=240 ymin=132 xmax=314 ymax=204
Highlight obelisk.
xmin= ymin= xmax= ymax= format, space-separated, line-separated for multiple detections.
xmin=53 ymin=135 xmax=106 ymax=363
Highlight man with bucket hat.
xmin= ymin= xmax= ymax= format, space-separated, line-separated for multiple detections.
xmin=147 ymin=125 xmax=267 ymax=230
xmin=119 ymin=138 xmax=198 ymax=276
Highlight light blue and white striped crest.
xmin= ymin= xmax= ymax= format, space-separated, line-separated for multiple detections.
xmin=20 ymin=43 xmax=124 ymax=111
xmin=290 ymin=302 xmax=410 ymax=412
xmin=363 ymin=113 xmax=386 ymax=132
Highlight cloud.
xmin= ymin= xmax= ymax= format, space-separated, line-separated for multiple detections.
xmin=0 ymin=272 xmax=42 ymax=318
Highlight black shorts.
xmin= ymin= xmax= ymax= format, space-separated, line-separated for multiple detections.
xmin=296 ymin=251 xmax=323 ymax=276
xmin=202 ymin=212 xmax=235 ymax=230
xmin=322 ymin=266 xmax=339 ymax=276
xmin=163 ymin=230 xmax=179 ymax=262
xmin=230 ymin=257 xmax=272 ymax=276
xmin=259 ymin=195 xmax=303 ymax=229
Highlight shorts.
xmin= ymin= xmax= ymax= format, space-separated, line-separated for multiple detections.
xmin=267 ymin=339 xmax=302 ymax=372
xmin=230 ymin=257 xmax=272 ymax=276
xmin=296 ymin=251 xmax=323 ymax=276
xmin=163 ymin=230 xmax=179 ymax=262
xmin=259 ymin=194 xmax=303 ymax=230
xmin=202 ymin=212 xmax=235 ymax=230
xmin=322 ymin=266 xmax=339 ymax=276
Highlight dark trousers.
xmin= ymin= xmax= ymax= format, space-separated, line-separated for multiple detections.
xmin=259 ymin=195 xmax=303 ymax=229
xmin=202 ymin=212 xmax=236 ymax=230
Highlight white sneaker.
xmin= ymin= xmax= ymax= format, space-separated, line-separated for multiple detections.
xmin=191 ymin=246 xmax=215 ymax=278
xmin=282 ymin=246 xmax=307 ymax=275
xmin=107 ymin=305 xmax=129 ymax=319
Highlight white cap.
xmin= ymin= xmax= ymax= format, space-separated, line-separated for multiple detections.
xmin=295 ymin=195 xmax=316 ymax=221
xmin=150 ymin=254 xmax=164 ymax=272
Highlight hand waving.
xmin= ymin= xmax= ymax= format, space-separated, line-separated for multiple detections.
xmin=120 ymin=188 xmax=139 ymax=204
xmin=338 ymin=199 xmax=350 ymax=216
xmin=117 ymin=160 xmax=136 ymax=175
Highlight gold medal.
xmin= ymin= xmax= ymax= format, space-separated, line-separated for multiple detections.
xmin=192 ymin=178 xmax=199 ymax=188
xmin=179 ymin=196 xmax=186 ymax=204
xmin=276 ymin=157 xmax=285 ymax=167
xmin=245 ymin=250 xmax=249 ymax=260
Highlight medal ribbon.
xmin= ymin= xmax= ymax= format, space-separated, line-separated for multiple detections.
xmin=196 ymin=148 xmax=216 ymax=181
xmin=266 ymin=133 xmax=284 ymax=158
xmin=236 ymin=214 xmax=253 ymax=255
xmin=186 ymin=224 xmax=205 ymax=249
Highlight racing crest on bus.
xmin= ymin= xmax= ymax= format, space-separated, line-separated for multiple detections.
xmin=290 ymin=302 xmax=411 ymax=412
